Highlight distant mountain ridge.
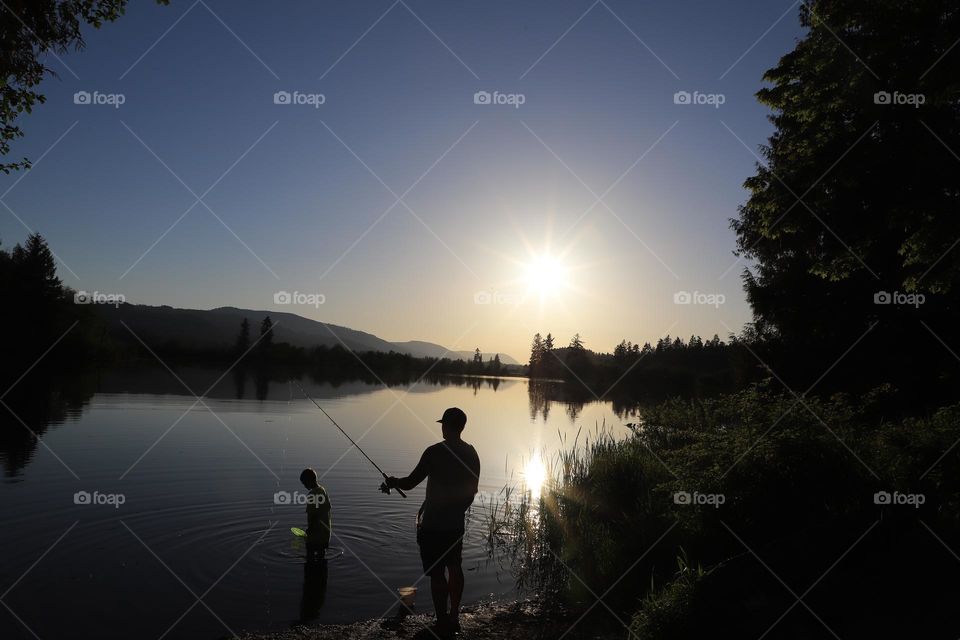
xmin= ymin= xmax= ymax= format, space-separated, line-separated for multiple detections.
xmin=93 ymin=304 xmax=518 ymax=364
xmin=391 ymin=340 xmax=516 ymax=364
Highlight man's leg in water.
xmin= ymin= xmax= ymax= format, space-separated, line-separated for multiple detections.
xmin=447 ymin=560 xmax=464 ymax=627
xmin=429 ymin=567 xmax=449 ymax=624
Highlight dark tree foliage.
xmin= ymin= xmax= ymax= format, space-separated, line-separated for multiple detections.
xmin=527 ymin=332 xmax=752 ymax=400
xmin=528 ymin=333 xmax=544 ymax=371
xmin=1 ymin=233 xmax=65 ymax=337
xmin=0 ymin=0 xmax=169 ymax=172
xmin=234 ymin=318 xmax=250 ymax=355
xmin=565 ymin=333 xmax=591 ymax=378
xmin=257 ymin=316 xmax=274 ymax=355
xmin=0 ymin=233 xmax=100 ymax=377
xmin=0 ymin=235 xmax=520 ymax=383
xmin=732 ymin=0 xmax=960 ymax=396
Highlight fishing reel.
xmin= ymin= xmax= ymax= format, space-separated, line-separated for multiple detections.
xmin=379 ymin=477 xmax=407 ymax=498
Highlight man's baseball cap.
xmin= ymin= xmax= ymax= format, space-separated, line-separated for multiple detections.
xmin=437 ymin=407 xmax=467 ymax=427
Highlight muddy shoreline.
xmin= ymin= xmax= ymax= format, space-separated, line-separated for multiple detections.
xmin=236 ymin=599 xmax=620 ymax=640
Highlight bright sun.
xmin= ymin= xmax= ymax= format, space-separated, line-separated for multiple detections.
xmin=523 ymin=255 xmax=566 ymax=296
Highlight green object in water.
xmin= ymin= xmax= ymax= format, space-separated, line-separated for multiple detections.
xmin=291 ymin=527 xmax=307 ymax=537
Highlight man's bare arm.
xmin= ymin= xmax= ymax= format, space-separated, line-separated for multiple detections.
xmin=387 ymin=450 xmax=429 ymax=491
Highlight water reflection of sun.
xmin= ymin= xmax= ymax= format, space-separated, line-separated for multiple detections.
xmin=523 ymin=454 xmax=547 ymax=499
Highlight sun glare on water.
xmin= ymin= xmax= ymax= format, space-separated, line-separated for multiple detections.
xmin=523 ymin=454 xmax=547 ymax=499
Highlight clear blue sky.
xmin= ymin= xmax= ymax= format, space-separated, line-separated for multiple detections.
xmin=0 ymin=0 xmax=805 ymax=360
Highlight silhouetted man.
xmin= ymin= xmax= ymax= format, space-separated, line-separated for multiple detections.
xmin=384 ymin=407 xmax=480 ymax=635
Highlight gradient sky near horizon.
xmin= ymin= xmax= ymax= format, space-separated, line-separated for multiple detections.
xmin=0 ymin=0 xmax=806 ymax=361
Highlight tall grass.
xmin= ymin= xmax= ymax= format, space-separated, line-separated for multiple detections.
xmin=486 ymin=423 xmax=678 ymax=609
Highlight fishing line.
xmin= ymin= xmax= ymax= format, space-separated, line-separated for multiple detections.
xmin=293 ymin=380 xmax=406 ymax=498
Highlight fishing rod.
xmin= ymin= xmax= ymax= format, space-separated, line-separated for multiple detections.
xmin=293 ymin=380 xmax=406 ymax=498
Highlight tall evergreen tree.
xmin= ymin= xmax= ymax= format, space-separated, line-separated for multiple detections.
xmin=0 ymin=233 xmax=75 ymax=367
xmin=732 ymin=1 xmax=960 ymax=388
xmin=235 ymin=318 xmax=250 ymax=355
xmin=259 ymin=316 xmax=274 ymax=352
xmin=529 ymin=332 xmax=545 ymax=373
xmin=544 ymin=333 xmax=555 ymax=352
xmin=614 ymin=340 xmax=629 ymax=362
xmin=569 ymin=333 xmax=584 ymax=352
xmin=564 ymin=333 xmax=591 ymax=386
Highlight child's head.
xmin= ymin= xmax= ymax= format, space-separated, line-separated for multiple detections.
xmin=300 ymin=467 xmax=318 ymax=488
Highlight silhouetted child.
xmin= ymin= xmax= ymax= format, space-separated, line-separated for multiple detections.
xmin=300 ymin=468 xmax=332 ymax=562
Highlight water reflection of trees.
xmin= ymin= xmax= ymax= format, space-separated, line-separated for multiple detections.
xmin=0 ymin=371 xmax=98 ymax=477
xmin=0 ymin=367 xmax=519 ymax=477
xmin=420 ymin=374 xmax=502 ymax=395
xmin=236 ymin=369 xmax=508 ymax=401
xmin=528 ymin=379 xmax=589 ymax=422
xmin=1 ymin=367 xmax=654 ymax=478
xmin=526 ymin=379 xmax=646 ymax=423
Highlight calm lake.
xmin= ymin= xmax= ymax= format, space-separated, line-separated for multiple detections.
xmin=0 ymin=368 xmax=633 ymax=639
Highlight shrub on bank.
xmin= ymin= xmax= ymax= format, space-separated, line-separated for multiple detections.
xmin=494 ymin=385 xmax=960 ymax=637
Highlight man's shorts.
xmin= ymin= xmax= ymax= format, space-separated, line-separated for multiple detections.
xmin=416 ymin=527 xmax=464 ymax=574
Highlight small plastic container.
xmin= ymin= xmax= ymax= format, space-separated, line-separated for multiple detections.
xmin=398 ymin=586 xmax=417 ymax=606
